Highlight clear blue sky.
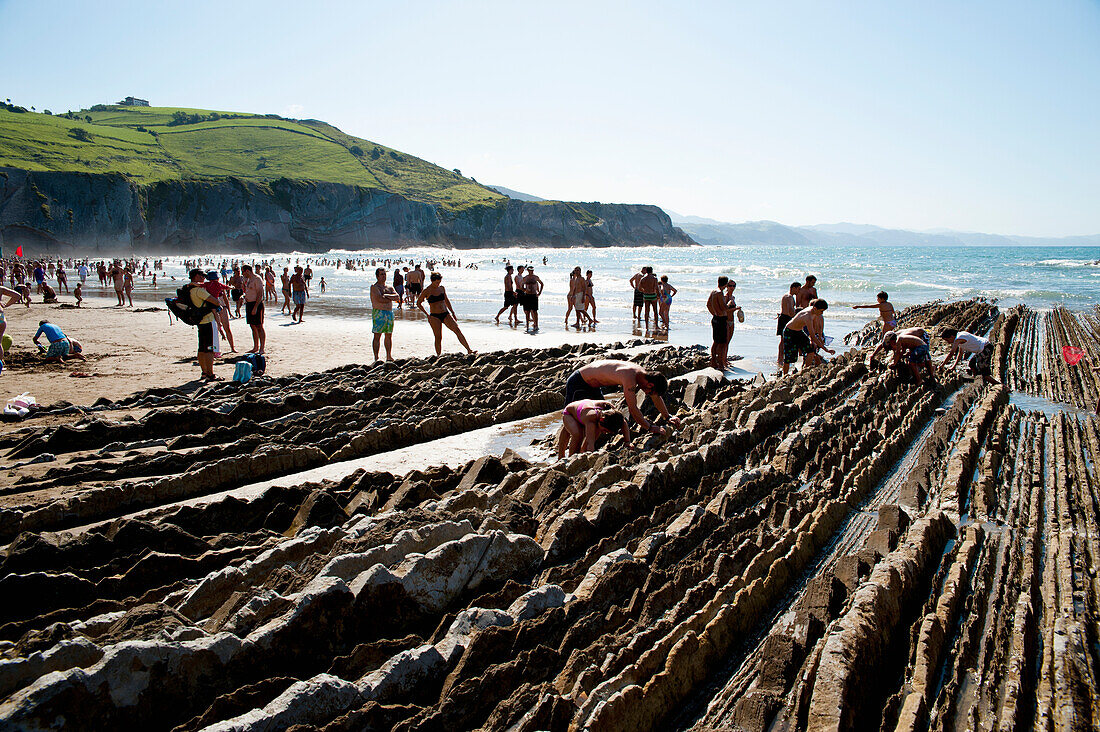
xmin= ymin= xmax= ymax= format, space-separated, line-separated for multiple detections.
xmin=3 ymin=0 xmax=1098 ymax=236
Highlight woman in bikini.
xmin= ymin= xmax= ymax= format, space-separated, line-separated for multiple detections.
xmin=416 ymin=272 xmax=475 ymax=356
xmin=658 ymin=275 xmax=677 ymax=330
xmin=556 ymin=399 xmax=632 ymax=458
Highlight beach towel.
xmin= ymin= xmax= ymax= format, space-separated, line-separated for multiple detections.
xmin=1063 ymin=346 xmax=1086 ymax=366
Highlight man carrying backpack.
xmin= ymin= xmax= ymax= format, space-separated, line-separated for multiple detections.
xmin=187 ymin=268 xmax=222 ymax=382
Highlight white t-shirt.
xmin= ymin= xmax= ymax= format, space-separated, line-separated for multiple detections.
xmin=955 ymin=332 xmax=988 ymax=354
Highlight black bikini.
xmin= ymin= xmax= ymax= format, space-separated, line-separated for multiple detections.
xmin=427 ymin=290 xmax=448 ymax=320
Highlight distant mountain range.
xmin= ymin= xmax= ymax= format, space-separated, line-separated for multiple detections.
xmin=666 ymin=213 xmax=1100 ymax=248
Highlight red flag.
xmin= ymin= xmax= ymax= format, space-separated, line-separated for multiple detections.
xmin=1063 ymin=346 xmax=1086 ymax=366
xmin=15 ymin=246 xmax=22 ymax=257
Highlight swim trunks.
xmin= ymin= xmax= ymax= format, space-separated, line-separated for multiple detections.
xmin=245 ymin=302 xmax=264 ymax=326
xmin=565 ymin=369 xmax=607 ymax=404
xmin=633 ymin=289 xmax=643 ymax=307
xmin=407 ymin=283 xmax=422 ymax=296
xmin=523 ymin=294 xmax=538 ymax=312
xmin=968 ymin=342 xmax=994 ymax=376
xmin=372 ymin=308 xmax=394 ymax=334
xmin=907 ymin=333 xmax=932 ymax=364
xmin=197 ymin=322 xmax=215 ymax=354
xmin=45 ymin=339 xmax=70 ymax=359
xmin=782 ymin=327 xmax=813 ymax=364
xmin=231 ymin=288 xmax=243 ymax=302
xmin=777 ymin=313 xmax=792 ymax=336
xmin=504 ymin=290 xmax=518 ymax=306
xmin=642 ymin=293 xmax=658 ymax=302
xmin=712 ymin=315 xmax=729 ymax=345
xmin=292 ymin=291 xmax=306 ymax=305
xmin=573 ymin=293 xmax=585 ymax=308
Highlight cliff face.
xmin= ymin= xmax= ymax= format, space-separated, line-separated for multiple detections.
xmin=0 ymin=168 xmax=695 ymax=253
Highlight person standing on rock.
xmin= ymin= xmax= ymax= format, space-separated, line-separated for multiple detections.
xmin=417 ymin=272 xmax=475 ymax=356
xmin=520 ymin=266 xmax=544 ymax=332
xmin=370 ymin=267 xmax=401 ymax=361
xmin=777 ymin=282 xmax=800 ymax=368
xmin=564 ymin=359 xmax=680 ymax=437
xmin=495 ymin=265 xmax=518 ymax=325
xmin=724 ymin=280 xmax=742 ymax=346
xmin=557 ymin=399 xmax=631 ymax=457
xmin=866 ymin=327 xmax=934 ymax=386
xmin=708 ymin=276 xmax=733 ymax=371
xmin=241 ymin=265 xmax=266 ymax=355
xmin=781 ymin=300 xmax=835 ymax=376
xmin=797 ymin=275 xmax=818 ymax=309
xmin=939 ymin=328 xmax=997 ymax=385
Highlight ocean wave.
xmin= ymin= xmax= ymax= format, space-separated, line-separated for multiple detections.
xmin=1020 ymin=259 xmax=1099 ymax=268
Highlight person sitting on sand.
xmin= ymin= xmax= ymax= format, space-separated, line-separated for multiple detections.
xmin=867 ymin=327 xmax=936 ymax=386
xmin=33 ymin=319 xmax=72 ymax=363
xmin=417 ymin=272 xmax=474 ymax=356
xmin=557 ymin=399 xmax=632 ymax=457
xmin=564 ymin=359 xmax=681 ymax=436
xmin=41 ymin=282 xmax=58 ymax=304
xmin=939 ymin=328 xmax=997 ymax=385
xmin=370 ymin=267 xmax=401 ymax=361
xmin=73 ymin=282 xmax=83 ymax=307
xmin=781 ymin=300 xmax=835 ymax=375
xmin=853 ymin=291 xmax=897 ymax=335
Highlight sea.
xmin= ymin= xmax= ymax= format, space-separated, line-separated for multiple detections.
xmin=154 ymin=244 xmax=1098 ymax=373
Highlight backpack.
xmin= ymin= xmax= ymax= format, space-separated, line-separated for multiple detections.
xmin=241 ymin=352 xmax=266 ymax=376
xmin=165 ymin=285 xmax=217 ymax=326
xmin=232 ymin=361 xmax=253 ymax=383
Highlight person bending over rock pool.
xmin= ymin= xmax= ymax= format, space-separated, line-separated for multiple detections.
xmin=781 ymin=299 xmax=835 ymax=375
xmin=939 ymin=327 xmax=997 ymax=385
xmin=370 ymin=267 xmax=401 ymax=361
xmin=417 ymin=272 xmax=474 ymax=356
xmin=557 ymin=399 xmax=632 ymax=457
xmin=564 ymin=359 xmax=681 ymax=436
xmin=867 ymin=327 xmax=936 ymax=386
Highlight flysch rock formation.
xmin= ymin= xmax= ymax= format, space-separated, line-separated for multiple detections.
xmin=1 ymin=298 xmax=1098 ymax=732
xmin=0 ymin=168 xmax=696 ymax=253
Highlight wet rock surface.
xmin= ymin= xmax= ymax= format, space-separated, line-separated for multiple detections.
xmin=1 ymin=303 xmax=1098 ymax=731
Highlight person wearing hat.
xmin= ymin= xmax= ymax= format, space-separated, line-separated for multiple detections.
xmin=33 ymin=319 xmax=71 ymax=363
xmin=203 ymin=271 xmax=236 ymax=354
xmin=188 ymin=268 xmax=222 ymax=381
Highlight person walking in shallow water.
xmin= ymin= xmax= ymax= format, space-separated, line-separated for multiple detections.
xmin=417 ymin=272 xmax=474 ymax=356
xmin=495 ymin=265 xmax=518 ymax=325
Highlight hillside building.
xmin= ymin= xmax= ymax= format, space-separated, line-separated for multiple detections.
xmin=118 ymin=96 xmax=149 ymax=107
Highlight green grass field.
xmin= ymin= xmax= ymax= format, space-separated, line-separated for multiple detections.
xmin=0 ymin=104 xmax=504 ymax=211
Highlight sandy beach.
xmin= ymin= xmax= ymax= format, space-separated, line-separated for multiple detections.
xmin=0 ymin=292 xmax=637 ymax=410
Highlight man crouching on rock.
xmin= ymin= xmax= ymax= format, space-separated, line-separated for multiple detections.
xmin=564 ymin=359 xmax=681 ymax=437
xmin=867 ymin=328 xmax=936 ymax=386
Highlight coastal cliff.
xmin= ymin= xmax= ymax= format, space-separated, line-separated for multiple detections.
xmin=0 ymin=104 xmax=695 ymax=253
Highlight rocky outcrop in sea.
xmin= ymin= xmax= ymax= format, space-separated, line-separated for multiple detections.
xmin=0 ymin=168 xmax=696 ymax=253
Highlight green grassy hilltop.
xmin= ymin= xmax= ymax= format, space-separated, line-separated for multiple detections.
xmin=0 ymin=103 xmax=504 ymax=211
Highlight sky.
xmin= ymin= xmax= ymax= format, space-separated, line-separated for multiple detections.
xmin=2 ymin=0 xmax=1099 ymax=237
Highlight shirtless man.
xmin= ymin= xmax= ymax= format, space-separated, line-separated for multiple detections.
xmin=564 ymin=359 xmax=681 ymax=436
xmin=781 ymin=300 xmax=835 ymax=375
xmin=495 ymin=265 xmax=517 ymax=325
xmin=939 ymin=328 xmax=997 ymax=385
xmin=853 ymin=291 xmax=898 ymax=335
xmin=797 ymin=275 xmax=818 ymax=308
xmin=707 ymin=276 xmax=733 ymax=370
xmin=370 ymin=267 xmax=401 ymax=361
xmin=777 ymin=282 xmax=799 ymax=366
xmin=406 ymin=264 xmax=425 ymax=303
xmin=629 ymin=268 xmax=645 ymax=320
xmin=109 ymin=261 xmax=126 ymax=306
xmin=520 ymin=266 xmax=544 ymax=332
xmin=566 ymin=267 xmax=590 ymax=327
xmin=289 ymin=266 xmax=307 ymax=323
xmin=241 ymin=265 xmax=266 ymax=354
xmin=639 ymin=267 xmax=659 ymax=330
xmin=867 ymin=327 xmax=935 ymax=386
xmin=230 ymin=266 xmax=244 ymax=318
xmin=513 ymin=266 xmax=526 ymax=322
xmin=264 ymin=266 xmax=277 ymax=302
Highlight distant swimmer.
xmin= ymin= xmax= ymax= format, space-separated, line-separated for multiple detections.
xmin=564 ymin=359 xmax=680 ymax=436
xmin=781 ymin=299 xmax=835 ymax=376
xmin=417 ymin=272 xmax=474 ymax=356
xmin=556 ymin=399 xmax=632 ymax=457
xmin=939 ymin=328 xmax=997 ymax=385
xmin=853 ymin=291 xmax=897 ymax=335
xmin=867 ymin=327 xmax=935 ymax=386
